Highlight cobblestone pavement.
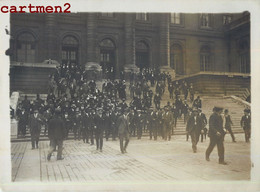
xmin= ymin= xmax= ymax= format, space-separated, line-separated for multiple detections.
xmin=10 ymin=133 xmax=252 ymax=185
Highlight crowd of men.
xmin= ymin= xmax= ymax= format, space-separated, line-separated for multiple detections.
xmin=15 ymin=65 xmax=251 ymax=163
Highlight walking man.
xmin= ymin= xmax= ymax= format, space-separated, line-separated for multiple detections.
xmin=186 ymin=109 xmax=203 ymax=153
xmin=47 ymin=108 xmax=66 ymax=161
xmin=94 ymin=108 xmax=106 ymax=152
xmin=118 ymin=108 xmax=130 ymax=154
xmin=29 ymin=109 xmax=43 ymax=149
xmin=240 ymin=109 xmax=251 ymax=143
xmin=224 ymin=109 xmax=236 ymax=142
xmin=206 ymin=107 xmax=227 ymax=165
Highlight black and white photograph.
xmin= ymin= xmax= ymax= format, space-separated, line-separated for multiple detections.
xmin=1 ymin=0 xmax=260 ymax=191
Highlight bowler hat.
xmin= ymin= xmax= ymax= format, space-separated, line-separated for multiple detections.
xmin=213 ymin=106 xmax=223 ymax=112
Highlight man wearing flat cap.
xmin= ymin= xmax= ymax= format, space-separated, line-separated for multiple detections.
xmin=206 ymin=106 xmax=227 ymax=165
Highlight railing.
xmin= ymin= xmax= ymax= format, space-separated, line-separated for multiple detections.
xmin=172 ymin=71 xmax=250 ymax=82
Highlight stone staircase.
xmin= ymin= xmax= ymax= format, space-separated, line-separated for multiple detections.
xmin=10 ymin=63 xmax=57 ymax=94
xmin=161 ymin=95 xmax=246 ymax=135
xmin=173 ymin=72 xmax=250 ymax=101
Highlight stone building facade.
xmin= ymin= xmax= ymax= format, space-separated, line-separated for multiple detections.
xmin=9 ymin=12 xmax=250 ymax=77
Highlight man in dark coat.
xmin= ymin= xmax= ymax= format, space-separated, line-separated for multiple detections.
xmin=118 ymin=109 xmax=130 ymax=154
xmin=29 ymin=109 xmax=43 ymax=149
xmin=150 ymin=109 xmax=159 ymax=140
xmin=162 ymin=107 xmax=173 ymax=141
xmin=224 ymin=109 xmax=236 ymax=142
xmin=136 ymin=110 xmax=144 ymax=139
xmin=153 ymin=93 xmax=161 ymax=110
xmin=47 ymin=108 xmax=66 ymax=161
xmin=17 ymin=108 xmax=27 ymax=137
xmin=193 ymin=96 xmax=202 ymax=109
xmin=21 ymin=95 xmax=31 ymax=115
xmin=186 ymin=109 xmax=203 ymax=152
xmin=63 ymin=111 xmax=72 ymax=139
xmin=104 ymin=111 xmax=112 ymax=141
xmin=94 ymin=108 xmax=106 ymax=152
xmin=240 ymin=109 xmax=251 ymax=142
xmin=205 ymin=107 xmax=227 ymax=165
xmin=198 ymin=108 xmax=207 ymax=142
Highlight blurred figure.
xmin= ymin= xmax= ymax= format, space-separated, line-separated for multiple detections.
xmin=206 ymin=107 xmax=227 ymax=165
xmin=47 ymin=108 xmax=66 ymax=161
xmin=29 ymin=109 xmax=43 ymax=149
xmin=224 ymin=109 xmax=236 ymax=142
xmin=240 ymin=109 xmax=251 ymax=143
xmin=118 ymin=109 xmax=130 ymax=154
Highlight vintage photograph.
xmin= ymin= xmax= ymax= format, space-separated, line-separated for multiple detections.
xmin=7 ymin=11 xmax=252 ymax=186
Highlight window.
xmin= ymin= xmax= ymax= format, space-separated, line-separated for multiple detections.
xmin=100 ymin=38 xmax=116 ymax=79
xmin=238 ymin=40 xmax=250 ymax=73
xmin=16 ymin=32 xmax=36 ymax=63
xmin=62 ymin=35 xmax=79 ymax=66
xmin=170 ymin=44 xmax=184 ymax=74
xmin=170 ymin=13 xmax=181 ymax=24
xmin=200 ymin=14 xmax=211 ymax=27
xmin=223 ymin=15 xmax=232 ymax=24
xmin=200 ymin=46 xmax=212 ymax=71
xmin=101 ymin=13 xmax=114 ymax=17
xmin=136 ymin=13 xmax=148 ymax=21
xmin=136 ymin=41 xmax=149 ymax=70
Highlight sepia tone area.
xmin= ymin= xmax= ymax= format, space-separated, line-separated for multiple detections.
xmin=8 ymin=12 xmax=251 ymax=184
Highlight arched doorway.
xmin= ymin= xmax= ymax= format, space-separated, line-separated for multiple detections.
xmin=136 ymin=41 xmax=149 ymax=71
xmin=61 ymin=35 xmax=79 ymax=68
xmin=170 ymin=44 xmax=184 ymax=75
xmin=16 ymin=32 xmax=36 ymax=63
xmin=100 ymin=38 xmax=116 ymax=79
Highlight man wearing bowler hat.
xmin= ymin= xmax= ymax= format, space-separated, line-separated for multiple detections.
xmin=206 ymin=106 xmax=227 ymax=165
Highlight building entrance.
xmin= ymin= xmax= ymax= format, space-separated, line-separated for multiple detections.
xmin=136 ymin=41 xmax=149 ymax=71
xmin=100 ymin=39 xmax=116 ymax=79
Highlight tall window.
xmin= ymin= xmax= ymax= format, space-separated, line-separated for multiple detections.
xmin=136 ymin=13 xmax=148 ymax=21
xmin=170 ymin=44 xmax=183 ymax=74
xmin=238 ymin=40 xmax=250 ymax=73
xmin=100 ymin=39 xmax=116 ymax=79
xmin=170 ymin=13 xmax=181 ymax=24
xmin=101 ymin=13 xmax=114 ymax=17
xmin=200 ymin=14 xmax=211 ymax=27
xmin=16 ymin=32 xmax=36 ymax=63
xmin=62 ymin=35 xmax=79 ymax=67
xmin=136 ymin=41 xmax=149 ymax=70
xmin=200 ymin=46 xmax=211 ymax=71
xmin=223 ymin=15 xmax=232 ymax=24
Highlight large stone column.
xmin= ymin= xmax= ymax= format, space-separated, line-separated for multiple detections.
xmin=159 ymin=13 xmax=175 ymax=77
xmin=86 ymin=13 xmax=97 ymax=63
xmin=159 ymin=13 xmax=170 ymax=67
xmin=124 ymin=14 xmax=138 ymax=73
xmin=45 ymin=14 xmax=57 ymax=61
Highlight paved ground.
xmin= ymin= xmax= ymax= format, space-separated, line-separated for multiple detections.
xmin=11 ymin=133 xmax=251 ymax=184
